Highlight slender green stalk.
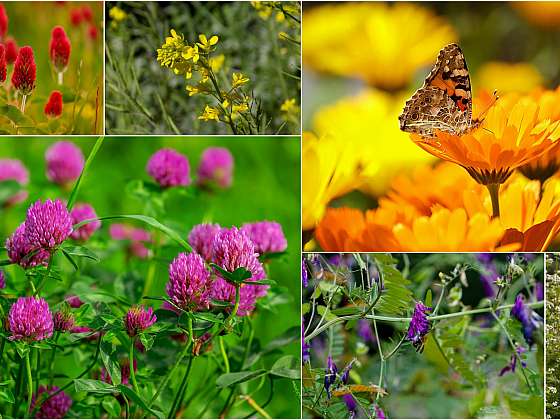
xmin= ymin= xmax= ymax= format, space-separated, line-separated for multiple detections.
xmin=0 ymin=337 xmax=5 ymax=380
xmin=129 ymin=338 xmax=140 ymax=394
xmin=240 ymin=395 xmax=272 ymax=419
xmin=25 ymin=352 xmax=33 ymax=417
xmin=13 ymin=356 xmax=24 ymax=417
xmin=35 ymin=349 xmax=40 ymax=397
xmin=305 ymin=301 xmax=544 ymax=341
xmin=123 ymin=394 xmax=130 ymax=419
xmin=168 ymin=356 xmax=193 ymax=418
xmin=219 ymin=337 xmax=230 ymax=373
xmin=48 ymin=332 xmax=60 ymax=386
xmin=148 ymin=341 xmax=191 ymax=407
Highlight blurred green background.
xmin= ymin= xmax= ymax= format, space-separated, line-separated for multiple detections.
xmin=0 ymin=136 xmax=301 ymax=418
xmin=106 ymin=1 xmax=301 ymax=135
xmin=0 ymin=2 xmax=103 ymax=134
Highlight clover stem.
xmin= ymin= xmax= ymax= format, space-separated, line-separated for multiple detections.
xmin=48 ymin=332 xmax=60 ymax=387
xmin=487 ymin=183 xmax=501 ymax=218
xmin=168 ymin=356 xmax=193 ymax=418
xmin=25 ymin=351 xmax=33 ymax=416
xmin=21 ymin=94 xmax=27 ymax=113
xmin=129 ymin=338 xmax=140 ymax=394
xmin=57 ymin=72 xmax=63 ymax=85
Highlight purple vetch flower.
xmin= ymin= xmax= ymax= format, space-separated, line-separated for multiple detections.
xmin=342 ymin=394 xmax=357 ymax=419
xmin=0 ymin=270 xmax=4 ymax=289
xmin=534 ymin=282 xmax=544 ymax=302
xmin=302 ymin=320 xmax=310 ymax=363
xmin=53 ymin=305 xmax=75 ymax=333
xmin=146 ymin=148 xmax=190 ymax=188
xmin=167 ymin=252 xmax=213 ymax=311
xmin=211 ymin=227 xmax=266 ymax=280
xmin=211 ymin=277 xmax=268 ymax=316
xmin=407 ymin=301 xmax=432 ymax=352
xmin=8 ymin=296 xmax=54 ymax=342
xmin=241 ymin=221 xmax=288 ymax=254
xmin=340 ymin=359 xmax=355 ymax=384
xmin=32 ymin=386 xmax=72 ymax=419
xmin=499 ymin=346 xmax=527 ymax=376
xmin=5 ymin=223 xmax=51 ymax=268
xmin=24 ymin=199 xmax=73 ymax=250
xmin=124 ymin=305 xmax=156 ymax=337
xmin=65 ymin=295 xmax=84 ymax=308
xmin=0 ymin=158 xmax=29 ymax=205
xmin=197 ymin=147 xmax=234 ymax=188
xmin=357 ymin=319 xmax=375 ymax=343
xmin=324 ymin=355 xmax=337 ymax=399
xmin=476 ymin=254 xmax=498 ymax=298
xmin=302 ymin=259 xmax=308 ymax=288
xmin=188 ymin=223 xmax=222 ymax=261
xmin=70 ymin=203 xmax=101 ymax=241
xmin=511 ymin=294 xmax=541 ymax=346
xmin=45 ymin=141 xmax=85 ymax=185
xmin=374 ymin=404 xmax=386 ymax=419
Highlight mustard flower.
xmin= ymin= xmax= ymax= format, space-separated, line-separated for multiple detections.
xmin=196 ymin=34 xmax=218 ymax=51
xmin=199 ymin=105 xmax=220 ymax=122
xmin=232 ymin=72 xmax=249 ymax=88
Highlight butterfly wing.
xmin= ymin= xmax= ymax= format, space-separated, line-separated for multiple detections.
xmin=398 ymin=43 xmax=473 ymax=138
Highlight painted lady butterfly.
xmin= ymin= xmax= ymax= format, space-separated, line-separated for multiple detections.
xmin=399 ymin=43 xmax=494 ymax=138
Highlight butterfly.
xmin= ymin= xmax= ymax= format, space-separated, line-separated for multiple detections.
xmin=332 ymin=384 xmax=388 ymax=400
xmin=399 ymin=43 xmax=495 ymax=139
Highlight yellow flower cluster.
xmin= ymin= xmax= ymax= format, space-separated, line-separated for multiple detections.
xmin=109 ymin=6 xmax=127 ymax=27
xmin=157 ymin=29 xmax=253 ymax=128
xmin=251 ymin=1 xmax=300 ymax=24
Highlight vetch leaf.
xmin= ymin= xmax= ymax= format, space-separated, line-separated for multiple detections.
xmin=216 ymin=369 xmax=267 ymax=388
xmin=74 ymin=379 xmax=116 ymax=394
xmin=270 ymin=355 xmax=300 ymax=379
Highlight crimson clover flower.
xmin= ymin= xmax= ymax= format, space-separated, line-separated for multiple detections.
xmin=167 ymin=252 xmax=213 ymax=311
xmin=511 ymin=294 xmax=541 ymax=346
xmin=49 ymin=26 xmax=71 ymax=74
xmin=45 ymin=141 xmax=85 ymax=186
xmin=5 ymin=37 xmax=17 ymax=64
xmin=197 ymin=147 xmax=234 ymax=188
xmin=407 ymin=301 xmax=432 ymax=352
xmin=32 ymin=386 xmax=72 ymax=419
xmin=146 ymin=148 xmax=190 ymax=188
xmin=0 ymin=44 xmax=6 ymax=83
xmin=188 ymin=223 xmax=222 ymax=261
xmin=324 ymin=355 xmax=337 ymax=399
xmin=8 ymin=296 xmax=54 ymax=342
xmin=24 ymin=199 xmax=73 ymax=251
xmin=241 ymin=221 xmax=288 ymax=254
xmin=11 ymin=46 xmax=36 ymax=96
xmin=70 ymin=203 xmax=101 ymax=242
xmin=124 ymin=305 xmax=156 ymax=337
xmin=499 ymin=346 xmax=527 ymax=376
xmin=0 ymin=4 xmax=7 ymax=40
xmin=342 ymin=394 xmax=357 ymax=419
xmin=5 ymin=223 xmax=50 ymax=268
xmin=44 ymin=90 xmax=63 ymax=118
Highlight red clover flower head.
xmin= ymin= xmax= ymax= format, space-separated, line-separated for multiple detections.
xmin=211 ymin=227 xmax=265 ymax=279
xmin=241 ymin=221 xmax=288 ymax=254
xmin=0 ymin=44 xmax=6 ymax=83
xmin=8 ymin=296 xmax=54 ymax=342
xmin=70 ymin=203 xmax=101 ymax=241
xmin=4 ymin=37 xmax=17 ymax=64
xmin=167 ymin=252 xmax=213 ymax=311
xmin=24 ymin=199 xmax=73 ymax=250
xmin=210 ymin=277 xmax=268 ymax=316
xmin=124 ymin=305 xmax=156 ymax=336
xmin=11 ymin=46 xmax=35 ymax=95
xmin=5 ymin=223 xmax=50 ymax=268
xmin=49 ymin=26 xmax=71 ymax=73
xmin=53 ymin=305 xmax=75 ymax=333
xmin=65 ymin=295 xmax=84 ymax=308
xmin=32 ymin=386 xmax=72 ymax=419
xmin=0 ymin=158 xmax=29 ymax=206
xmin=109 ymin=223 xmax=152 ymax=259
xmin=0 ymin=4 xmax=7 ymax=40
xmin=44 ymin=90 xmax=63 ymax=118
xmin=146 ymin=148 xmax=190 ymax=188
xmin=45 ymin=141 xmax=85 ymax=185
xmin=407 ymin=301 xmax=432 ymax=352
xmin=188 ymin=223 xmax=222 ymax=261
xmin=197 ymin=147 xmax=234 ymax=188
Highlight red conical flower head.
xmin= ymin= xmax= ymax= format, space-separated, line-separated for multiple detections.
xmin=69 ymin=8 xmax=82 ymax=26
xmin=0 ymin=44 xmax=6 ymax=83
xmin=82 ymin=6 xmax=93 ymax=22
xmin=50 ymin=26 xmax=71 ymax=72
xmin=4 ymin=37 xmax=17 ymax=64
xmin=44 ymin=91 xmax=63 ymax=118
xmin=0 ymin=4 xmax=7 ymax=41
xmin=11 ymin=46 xmax=35 ymax=95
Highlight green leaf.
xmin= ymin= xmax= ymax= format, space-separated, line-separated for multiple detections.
xmin=102 ymin=397 xmax=121 ymax=418
xmin=270 ymin=355 xmax=300 ymax=379
xmin=316 ymin=305 xmax=338 ymax=322
xmin=62 ymin=245 xmax=100 ymax=262
xmin=0 ymin=388 xmax=14 ymax=403
xmin=0 ymin=103 xmax=34 ymax=125
xmin=117 ymin=385 xmax=165 ymax=418
xmin=216 ymin=369 xmax=267 ymax=388
xmin=374 ymin=254 xmax=414 ymax=316
xmin=100 ymin=342 xmax=122 ymax=385
xmin=74 ymin=379 xmax=116 ymax=394
xmin=61 ymin=248 xmax=79 ymax=271
xmin=242 ymin=278 xmax=277 ymax=286
xmin=210 ymin=264 xmax=252 ymax=284
xmin=192 ymin=312 xmax=224 ymax=325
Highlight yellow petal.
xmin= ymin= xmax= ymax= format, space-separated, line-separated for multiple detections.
xmin=199 ymin=34 xmax=208 ymax=44
xmin=209 ymin=35 xmax=219 ymax=45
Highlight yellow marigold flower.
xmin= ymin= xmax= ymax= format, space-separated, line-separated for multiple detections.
xmin=513 ymin=1 xmax=560 ymax=28
xmin=232 ymin=73 xmax=250 ymax=88
xmin=476 ymin=62 xmax=544 ymax=95
xmin=409 ymin=91 xmax=560 ymax=217
xmin=198 ymin=105 xmax=220 ymax=122
xmin=302 ymin=132 xmax=362 ymax=231
xmin=302 ymin=2 xmax=456 ymax=90
xmin=210 ymin=54 xmax=225 ymax=72
xmin=109 ymin=6 xmax=127 ymax=22
xmin=392 ymin=208 xmax=508 ymax=252
xmin=197 ymin=34 xmax=219 ymax=51
xmin=312 ymin=89 xmax=435 ymax=196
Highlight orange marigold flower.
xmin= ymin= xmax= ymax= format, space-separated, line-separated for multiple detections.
xmin=314 ymin=207 xmax=365 ymax=251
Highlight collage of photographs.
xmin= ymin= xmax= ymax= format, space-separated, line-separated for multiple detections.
xmin=0 ymin=1 xmax=558 ymax=419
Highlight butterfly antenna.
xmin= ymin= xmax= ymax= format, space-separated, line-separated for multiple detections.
xmin=474 ymin=90 xmax=499 ymax=124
